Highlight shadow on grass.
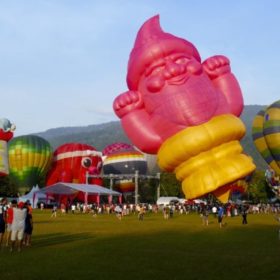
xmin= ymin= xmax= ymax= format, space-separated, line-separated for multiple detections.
xmin=32 ymin=232 xmax=94 ymax=248
xmin=2 ymin=216 xmax=280 ymax=280
xmin=33 ymin=221 xmax=50 ymax=224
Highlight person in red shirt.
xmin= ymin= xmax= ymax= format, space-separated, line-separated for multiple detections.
xmin=5 ymin=200 xmax=16 ymax=246
xmin=0 ymin=198 xmax=8 ymax=247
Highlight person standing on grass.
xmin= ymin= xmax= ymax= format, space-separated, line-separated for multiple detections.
xmin=23 ymin=202 xmax=33 ymax=246
xmin=201 ymin=205 xmax=209 ymax=226
xmin=51 ymin=204 xmax=58 ymax=218
xmin=138 ymin=204 xmax=145 ymax=221
xmin=5 ymin=200 xmax=16 ymax=247
xmin=115 ymin=205 xmax=122 ymax=220
xmin=274 ymin=215 xmax=280 ymax=240
xmin=241 ymin=204 xmax=248 ymax=225
xmin=217 ymin=205 xmax=224 ymax=228
xmin=10 ymin=201 xmax=27 ymax=252
xmin=163 ymin=206 xmax=169 ymax=219
xmin=0 ymin=197 xmax=7 ymax=248
xmin=71 ymin=204 xmax=76 ymax=214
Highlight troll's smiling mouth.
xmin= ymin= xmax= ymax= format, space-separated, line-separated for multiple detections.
xmin=167 ymin=74 xmax=189 ymax=85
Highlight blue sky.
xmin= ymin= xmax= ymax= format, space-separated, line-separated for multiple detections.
xmin=1 ymin=0 xmax=279 ymax=136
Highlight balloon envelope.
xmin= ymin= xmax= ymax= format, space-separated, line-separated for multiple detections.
xmin=0 ymin=117 xmax=15 ymax=177
xmin=46 ymin=142 xmax=103 ymax=185
xmin=102 ymin=143 xmax=147 ymax=193
xmin=252 ymin=100 xmax=280 ymax=174
xmin=8 ymin=135 xmax=52 ymax=194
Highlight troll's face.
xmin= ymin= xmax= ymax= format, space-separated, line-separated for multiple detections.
xmin=127 ymin=16 xmax=220 ymax=127
xmin=137 ymin=52 xmax=220 ymax=126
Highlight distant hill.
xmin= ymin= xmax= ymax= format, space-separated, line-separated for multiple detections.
xmin=35 ymin=105 xmax=268 ymax=171
xmin=36 ymin=121 xmax=131 ymax=152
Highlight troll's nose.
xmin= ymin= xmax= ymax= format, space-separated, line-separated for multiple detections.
xmin=164 ymin=61 xmax=184 ymax=78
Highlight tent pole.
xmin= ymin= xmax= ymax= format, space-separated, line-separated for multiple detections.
xmin=110 ymin=174 xmax=113 ymax=190
xmin=85 ymin=192 xmax=88 ymax=206
xmin=33 ymin=192 xmax=36 ymax=208
xmin=157 ymin=172 xmax=161 ymax=200
xmin=108 ymin=195 xmax=112 ymax=205
xmin=135 ymin=170 xmax=139 ymax=205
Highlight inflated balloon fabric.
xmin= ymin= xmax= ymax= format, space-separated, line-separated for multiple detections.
xmin=46 ymin=143 xmax=103 ymax=186
xmin=8 ymin=135 xmax=52 ymax=194
xmin=252 ymin=100 xmax=280 ymax=174
xmin=0 ymin=118 xmax=15 ymax=177
xmin=102 ymin=143 xmax=147 ymax=193
xmin=113 ymin=15 xmax=255 ymax=202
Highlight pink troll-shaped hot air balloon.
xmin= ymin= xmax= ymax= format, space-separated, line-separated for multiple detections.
xmin=113 ymin=15 xmax=255 ymax=202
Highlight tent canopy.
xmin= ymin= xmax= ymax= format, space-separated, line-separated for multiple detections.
xmin=38 ymin=182 xmax=121 ymax=196
xmin=156 ymin=196 xmax=180 ymax=206
xmin=18 ymin=185 xmax=53 ymax=208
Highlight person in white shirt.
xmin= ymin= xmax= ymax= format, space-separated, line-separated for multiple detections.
xmin=212 ymin=206 xmax=217 ymax=217
xmin=10 ymin=201 xmax=27 ymax=252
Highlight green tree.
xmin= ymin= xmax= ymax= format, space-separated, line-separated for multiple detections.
xmin=138 ymin=177 xmax=159 ymax=203
xmin=159 ymin=171 xmax=183 ymax=198
xmin=0 ymin=175 xmax=18 ymax=197
xmin=247 ymin=170 xmax=274 ymax=203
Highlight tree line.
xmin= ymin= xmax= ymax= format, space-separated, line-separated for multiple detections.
xmin=0 ymin=169 xmax=276 ymax=204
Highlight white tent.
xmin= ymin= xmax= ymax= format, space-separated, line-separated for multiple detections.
xmin=38 ymin=182 xmax=122 ymax=205
xmin=18 ymin=185 xmax=51 ymax=208
xmin=156 ymin=196 xmax=180 ymax=206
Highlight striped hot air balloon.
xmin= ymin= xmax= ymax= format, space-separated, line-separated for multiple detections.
xmin=252 ymin=100 xmax=280 ymax=174
xmin=252 ymin=100 xmax=280 ymax=197
xmin=102 ymin=143 xmax=147 ymax=193
xmin=8 ymin=135 xmax=52 ymax=194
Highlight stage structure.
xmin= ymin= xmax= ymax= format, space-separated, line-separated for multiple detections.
xmin=86 ymin=171 xmax=161 ymax=204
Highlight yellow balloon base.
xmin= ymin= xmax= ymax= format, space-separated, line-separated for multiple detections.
xmin=157 ymin=114 xmax=256 ymax=203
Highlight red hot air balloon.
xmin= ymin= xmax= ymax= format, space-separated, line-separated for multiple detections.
xmin=46 ymin=143 xmax=103 ymax=204
xmin=46 ymin=143 xmax=103 ymax=186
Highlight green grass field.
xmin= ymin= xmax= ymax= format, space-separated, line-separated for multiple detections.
xmin=1 ymin=210 xmax=279 ymax=280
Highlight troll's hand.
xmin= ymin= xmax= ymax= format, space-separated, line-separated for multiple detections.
xmin=113 ymin=91 xmax=144 ymax=118
xmin=202 ymin=55 xmax=231 ymax=80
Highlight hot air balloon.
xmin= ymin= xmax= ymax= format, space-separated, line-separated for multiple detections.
xmin=8 ymin=135 xmax=52 ymax=194
xmin=0 ymin=118 xmax=15 ymax=177
xmin=46 ymin=142 xmax=103 ymax=204
xmin=227 ymin=178 xmax=249 ymax=201
xmin=252 ymin=100 xmax=280 ymax=197
xmin=102 ymin=143 xmax=147 ymax=193
xmin=113 ymin=15 xmax=255 ymax=202
xmin=46 ymin=143 xmax=103 ymax=185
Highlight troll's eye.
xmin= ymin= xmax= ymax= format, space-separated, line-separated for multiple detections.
xmin=81 ymin=157 xmax=92 ymax=168
xmin=174 ymin=57 xmax=189 ymax=65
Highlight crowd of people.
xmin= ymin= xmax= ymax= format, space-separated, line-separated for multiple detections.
xmin=0 ymin=198 xmax=33 ymax=252
xmin=45 ymin=200 xmax=280 ymax=227
xmin=42 ymin=200 xmax=280 ymax=219
xmin=1 ymin=196 xmax=280 ymax=253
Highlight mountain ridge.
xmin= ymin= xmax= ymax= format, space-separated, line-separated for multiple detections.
xmin=33 ymin=105 xmax=268 ymax=170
